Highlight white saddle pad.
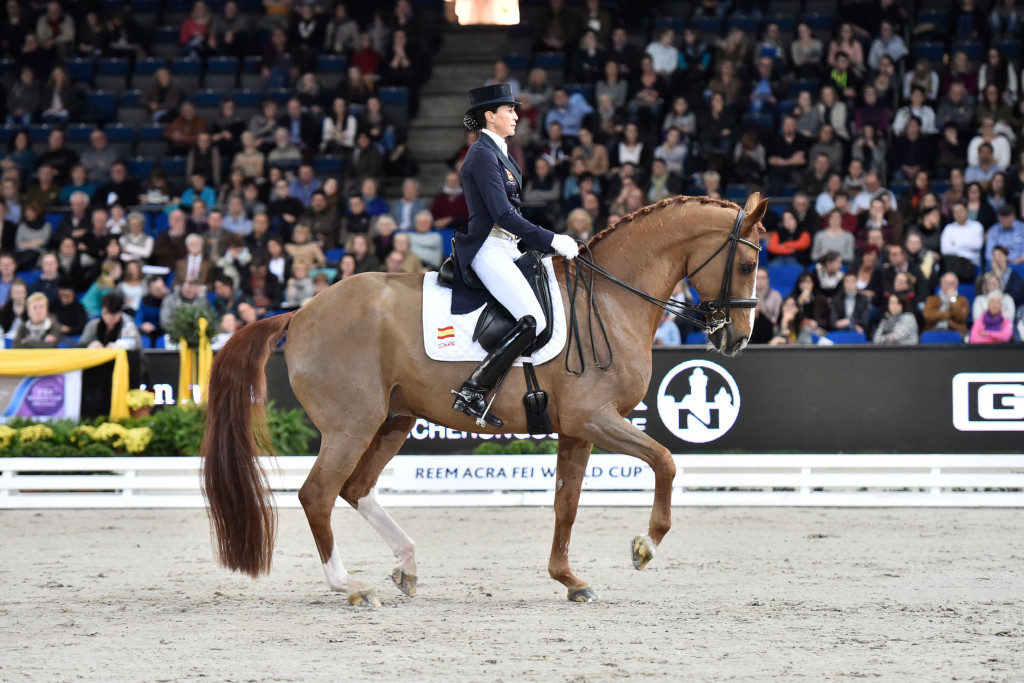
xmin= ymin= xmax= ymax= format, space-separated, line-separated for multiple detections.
xmin=422 ymin=257 xmax=567 ymax=365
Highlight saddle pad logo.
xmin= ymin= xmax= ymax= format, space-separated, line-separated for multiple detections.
xmin=656 ymin=360 xmax=740 ymax=444
xmin=437 ymin=326 xmax=454 ymax=340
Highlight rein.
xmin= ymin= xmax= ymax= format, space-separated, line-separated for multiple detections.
xmin=562 ymin=207 xmax=761 ymax=375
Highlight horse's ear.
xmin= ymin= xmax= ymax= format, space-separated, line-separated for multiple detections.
xmin=742 ymin=195 xmax=770 ymax=234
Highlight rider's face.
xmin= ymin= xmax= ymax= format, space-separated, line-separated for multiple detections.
xmin=487 ymin=105 xmax=518 ymax=138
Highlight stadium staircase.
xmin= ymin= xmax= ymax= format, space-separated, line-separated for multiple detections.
xmin=408 ymin=25 xmax=507 ymax=195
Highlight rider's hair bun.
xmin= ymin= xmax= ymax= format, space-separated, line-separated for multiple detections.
xmin=463 ymin=113 xmax=482 ymax=132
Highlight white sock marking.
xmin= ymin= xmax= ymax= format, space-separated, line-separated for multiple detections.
xmin=357 ymin=492 xmax=416 ymax=573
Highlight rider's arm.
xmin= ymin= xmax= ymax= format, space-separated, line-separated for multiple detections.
xmin=470 ymin=150 xmax=554 ymax=252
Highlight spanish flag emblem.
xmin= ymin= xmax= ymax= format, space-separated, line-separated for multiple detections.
xmin=506 ymin=169 xmax=515 ymax=182
xmin=437 ymin=326 xmax=455 ymax=340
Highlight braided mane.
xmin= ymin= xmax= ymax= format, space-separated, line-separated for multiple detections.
xmin=587 ymin=195 xmax=741 ymax=248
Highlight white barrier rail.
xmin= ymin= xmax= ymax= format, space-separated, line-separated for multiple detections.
xmin=1 ymin=454 xmax=1023 ymax=508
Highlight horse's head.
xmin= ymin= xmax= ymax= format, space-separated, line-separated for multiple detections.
xmin=688 ymin=192 xmax=769 ymax=356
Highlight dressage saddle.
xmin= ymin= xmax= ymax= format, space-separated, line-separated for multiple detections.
xmin=437 ymin=242 xmax=555 ymax=356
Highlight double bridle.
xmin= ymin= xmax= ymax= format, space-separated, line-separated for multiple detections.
xmin=564 ymin=207 xmax=762 ymax=374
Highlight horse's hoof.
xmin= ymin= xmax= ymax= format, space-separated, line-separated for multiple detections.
xmin=567 ymin=584 xmax=600 ymax=603
xmin=631 ymin=535 xmax=655 ymax=571
xmin=390 ymin=567 xmax=417 ymax=598
xmin=347 ymin=589 xmax=381 ymax=608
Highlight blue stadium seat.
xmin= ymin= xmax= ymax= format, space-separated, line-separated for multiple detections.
xmin=440 ymin=228 xmax=455 ymax=257
xmin=534 ymin=52 xmax=564 ymax=69
xmin=206 ymin=56 xmax=238 ymax=73
xmin=172 ymin=57 xmax=202 ymax=74
xmin=916 ymin=8 xmax=948 ymax=25
xmin=685 ymin=332 xmax=709 ymax=345
xmin=232 ymin=90 xmax=263 ymax=107
xmin=316 ymin=55 xmax=346 ymax=72
xmin=920 ymin=330 xmax=964 ymax=344
xmin=97 ymin=58 xmax=129 ymax=75
xmin=911 ymin=43 xmax=944 ymax=62
xmin=767 ymin=263 xmax=804 ymax=296
xmin=951 ymin=41 xmax=984 ymax=61
xmin=19 ymin=270 xmax=41 ymax=287
xmin=0 ymin=126 xmax=16 ymax=142
xmin=325 ymin=248 xmax=346 ymax=263
xmin=503 ymin=54 xmax=529 ymax=70
xmin=266 ymin=88 xmax=292 ymax=104
xmin=29 ymin=125 xmax=52 ymax=142
xmin=127 ymin=157 xmax=155 ymax=181
xmin=995 ymin=40 xmax=1022 ymax=59
xmin=800 ymin=13 xmax=831 ymax=30
xmin=826 ymin=330 xmax=868 ymax=344
xmin=66 ymin=124 xmax=94 ymax=148
xmin=378 ymin=86 xmax=409 ymax=104
xmin=652 ymin=17 xmax=685 ymax=33
xmin=725 ymin=185 xmax=748 ymax=201
xmin=0 ymin=59 xmax=14 ymax=78
xmin=313 ymin=156 xmax=344 ymax=174
xmin=565 ymin=83 xmax=593 ymax=102
xmin=1012 ymin=263 xmax=1024 ymax=279
xmin=104 ymin=123 xmax=135 ymax=144
xmin=67 ymin=58 xmax=95 ymax=85
xmin=788 ymin=79 xmax=821 ymax=98
xmin=45 ymin=213 xmax=64 ymax=229
xmin=958 ymin=283 xmax=975 ymax=302
xmin=742 ymin=112 xmax=774 ymax=133
xmin=194 ymin=89 xmax=223 ymax=107
xmin=133 ymin=58 xmax=163 ymax=79
xmin=84 ymin=92 xmax=117 ymax=122
xmin=692 ymin=16 xmax=722 ymax=36
xmin=161 ymin=156 xmax=187 ymax=177
xmin=119 ymin=90 xmax=142 ymax=107
xmin=151 ymin=211 xmax=170 ymax=235
xmin=764 ymin=14 xmax=795 ymax=32
xmin=727 ymin=14 xmax=761 ymax=32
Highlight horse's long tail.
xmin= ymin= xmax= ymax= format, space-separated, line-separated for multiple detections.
xmin=201 ymin=311 xmax=295 ymax=577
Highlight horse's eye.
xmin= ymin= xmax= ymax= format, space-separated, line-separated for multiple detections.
xmin=739 ymin=263 xmax=755 ymax=275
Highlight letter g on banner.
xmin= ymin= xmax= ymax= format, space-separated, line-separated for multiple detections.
xmin=656 ymin=360 xmax=740 ymax=444
xmin=952 ymin=373 xmax=1024 ymax=431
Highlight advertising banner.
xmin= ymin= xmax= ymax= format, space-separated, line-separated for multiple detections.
xmin=391 ymin=454 xmax=654 ymax=491
xmin=138 ymin=347 xmax=1023 ymax=454
xmin=0 ymin=371 xmax=82 ymax=422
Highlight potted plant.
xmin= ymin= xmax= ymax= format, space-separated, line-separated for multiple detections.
xmin=126 ymin=389 xmax=156 ymax=417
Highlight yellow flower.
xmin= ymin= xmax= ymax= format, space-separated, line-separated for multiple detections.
xmin=123 ymin=427 xmax=153 ymax=454
xmin=93 ymin=423 xmax=129 ymax=448
xmin=71 ymin=425 xmax=97 ymax=445
xmin=18 ymin=424 xmax=54 ymax=444
xmin=126 ymin=389 xmax=156 ymax=411
xmin=0 ymin=425 xmax=17 ymax=449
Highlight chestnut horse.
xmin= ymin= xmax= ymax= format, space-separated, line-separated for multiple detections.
xmin=201 ymin=192 xmax=769 ymax=605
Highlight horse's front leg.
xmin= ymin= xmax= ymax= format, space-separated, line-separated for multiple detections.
xmin=548 ymin=435 xmax=598 ymax=602
xmin=579 ymin=406 xmax=676 ymax=571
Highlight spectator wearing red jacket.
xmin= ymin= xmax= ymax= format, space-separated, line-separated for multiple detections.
xmin=768 ymin=209 xmax=812 ymax=266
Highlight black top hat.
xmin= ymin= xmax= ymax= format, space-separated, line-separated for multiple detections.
xmin=465 ymin=83 xmax=521 ymax=118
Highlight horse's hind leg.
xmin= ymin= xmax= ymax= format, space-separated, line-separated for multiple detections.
xmin=341 ymin=416 xmax=419 ymax=597
xmin=577 ymin=406 xmax=676 ymax=572
xmin=298 ymin=428 xmax=382 ymax=607
xmin=548 ymin=435 xmax=599 ymax=602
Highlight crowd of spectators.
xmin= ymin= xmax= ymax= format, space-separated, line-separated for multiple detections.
xmin=476 ymin=0 xmax=1024 ymax=346
xmin=0 ymin=0 xmax=446 ymax=349
xmin=0 ymin=0 xmax=1022 ymax=350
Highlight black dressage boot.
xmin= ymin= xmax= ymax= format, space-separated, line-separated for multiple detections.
xmin=452 ymin=316 xmax=537 ymax=427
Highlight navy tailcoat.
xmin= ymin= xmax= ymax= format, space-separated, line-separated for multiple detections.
xmin=451 ymin=134 xmax=555 ymax=314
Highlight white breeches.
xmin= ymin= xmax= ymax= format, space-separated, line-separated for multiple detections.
xmin=471 ymin=236 xmax=547 ymax=334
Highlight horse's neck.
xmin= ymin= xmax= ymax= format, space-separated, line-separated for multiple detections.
xmin=587 ymin=202 xmax=708 ymax=334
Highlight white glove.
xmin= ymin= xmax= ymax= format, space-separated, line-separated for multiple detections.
xmin=550 ymin=234 xmax=579 ymax=260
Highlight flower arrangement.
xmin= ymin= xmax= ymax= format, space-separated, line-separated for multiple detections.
xmin=126 ymin=389 xmax=156 ymax=412
xmin=1 ymin=403 xmax=314 ymax=457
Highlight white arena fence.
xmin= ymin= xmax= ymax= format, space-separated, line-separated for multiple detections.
xmin=1 ymin=454 xmax=1023 ymax=508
